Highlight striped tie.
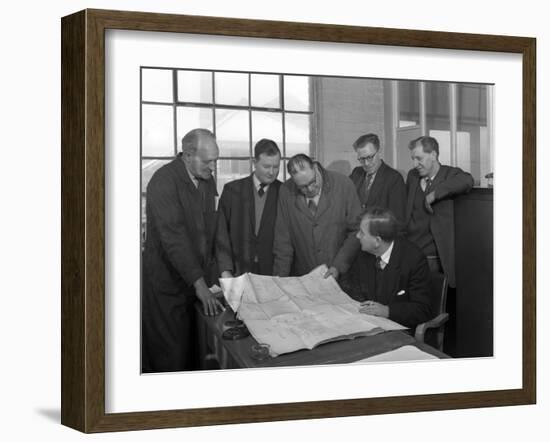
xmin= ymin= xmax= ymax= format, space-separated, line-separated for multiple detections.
xmin=308 ymin=199 xmax=317 ymax=215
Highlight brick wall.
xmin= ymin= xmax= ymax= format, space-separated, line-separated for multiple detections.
xmin=315 ymin=77 xmax=387 ymax=176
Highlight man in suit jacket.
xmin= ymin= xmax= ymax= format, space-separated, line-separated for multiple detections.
xmin=216 ymin=139 xmax=282 ymax=277
xmin=142 ymin=128 xmax=225 ymax=373
xmin=343 ymin=207 xmax=432 ymax=329
xmin=349 ymin=133 xmax=406 ymax=223
xmin=405 ymin=136 xmax=474 ymax=287
xmin=273 ymin=154 xmax=362 ymax=279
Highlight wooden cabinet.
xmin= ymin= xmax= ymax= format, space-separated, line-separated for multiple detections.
xmin=453 ymin=188 xmax=493 ymax=357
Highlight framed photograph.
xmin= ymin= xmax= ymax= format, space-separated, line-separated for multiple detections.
xmin=61 ymin=9 xmax=536 ymax=433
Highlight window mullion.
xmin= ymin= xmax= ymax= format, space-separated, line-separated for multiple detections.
xmin=248 ymin=73 xmax=253 ymax=174
xmin=449 ymin=83 xmax=458 ymax=166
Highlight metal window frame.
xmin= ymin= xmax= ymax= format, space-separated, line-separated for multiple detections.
xmin=140 ymin=67 xmax=315 ymax=186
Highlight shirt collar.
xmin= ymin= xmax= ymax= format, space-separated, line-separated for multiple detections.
xmin=252 ymin=174 xmax=269 ymax=191
xmin=185 ymin=163 xmax=200 ymax=188
xmin=379 ymin=240 xmax=395 ymax=269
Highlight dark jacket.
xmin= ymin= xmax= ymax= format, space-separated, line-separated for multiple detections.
xmin=405 ymin=164 xmax=474 ymax=287
xmin=216 ymin=175 xmax=281 ymax=276
xmin=141 ymin=156 xmax=217 ymax=372
xmin=341 ymin=238 xmax=432 ymax=329
xmin=273 ymin=164 xmax=362 ymax=277
xmin=143 ymin=155 xmax=218 ymax=293
xmin=349 ymin=160 xmax=406 ymax=223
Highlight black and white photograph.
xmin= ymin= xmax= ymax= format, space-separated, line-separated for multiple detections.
xmin=3 ymin=0 xmax=544 ymax=440
xmin=139 ymin=68 xmax=494 ymax=373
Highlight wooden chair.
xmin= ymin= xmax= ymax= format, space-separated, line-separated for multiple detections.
xmin=415 ymin=271 xmax=449 ymax=352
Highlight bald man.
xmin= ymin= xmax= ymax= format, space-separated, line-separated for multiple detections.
xmin=142 ymin=128 xmax=224 ymax=373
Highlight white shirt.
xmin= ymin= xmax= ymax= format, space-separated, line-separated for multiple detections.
xmin=379 ymin=240 xmax=395 ymax=270
xmin=306 ymin=191 xmax=321 ymax=207
xmin=185 ymin=164 xmax=200 ymax=188
xmin=253 ymin=174 xmax=269 ymax=193
xmin=420 ymin=169 xmax=439 ymax=191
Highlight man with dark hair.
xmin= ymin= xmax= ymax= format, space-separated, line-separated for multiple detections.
xmin=350 ymin=133 xmax=406 ymax=223
xmin=142 ymin=128 xmax=225 ymax=373
xmin=273 ymin=153 xmax=362 ymax=279
xmin=405 ymin=135 xmax=474 ymax=287
xmin=216 ymin=138 xmax=282 ymax=277
xmin=342 ymin=207 xmax=432 ymax=329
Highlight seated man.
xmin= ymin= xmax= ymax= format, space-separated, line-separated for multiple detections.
xmin=342 ymin=206 xmax=432 ymax=329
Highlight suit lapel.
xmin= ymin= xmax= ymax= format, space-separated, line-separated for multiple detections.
xmin=429 ymin=165 xmax=446 ymax=191
xmin=366 ymin=161 xmax=386 ymax=206
xmin=364 ymin=253 xmax=376 ymax=301
xmin=379 ymin=240 xmax=401 ymax=305
xmin=406 ymin=172 xmax=420 ymax=221
xmin=294 ymin=191 xmax=314 ymax=221
xmin=242 ymin=175 xmax=255 ymax=236
xmin=257 ymin=180 xmax=279 ymax=237
xmin=315 ymin=168 xmax=331 ymax=219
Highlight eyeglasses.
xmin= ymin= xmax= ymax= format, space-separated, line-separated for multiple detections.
xmin=296 ymin=171 xmax=318 ymax=191
xmin=358 ymin=152 xmax=378 ymax=164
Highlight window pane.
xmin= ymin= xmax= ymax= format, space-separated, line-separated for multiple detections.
xmin=399 ymin=81 xmax=419 ymax=127
xmin=142 ymin=104 xmax=174 ymax=156
xmin=142 ymin=159 xmax=171 ymax=244
xmin=426 ymin=82 xmax=451 ymax=165
xmin=215 ymin=72 xmax=249 ymax=106
xmin=251 ymin=111 xmax=283 ymax=150
xmin=285 ymin=113 xmax=311 ymax=157
xmin=142 ymin=159 xmax=171 ymax=193
xmin=176 ymin=107 xmax=213 ymax=151
xmin=215 ymin=109 xmax=250 ymax=156
xmin=217 ymin=159 xmax=251 ymax=195
xmin=278 ymin=159 xmax=287 ymax=182
xmin=458 ymin=84 xmax=490 ymax=187
xmin=284 ymin=76 xmax=310 ymax=112
xmin=142 ymin=69 xmax=173 ymax=103
xmin=177 ymin=70 xmax=212 ymax=103
xmin=251 ymin=74 xmax=280 ymax=108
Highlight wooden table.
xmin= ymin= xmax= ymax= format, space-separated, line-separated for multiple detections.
xmin=195 ymin=304 xmax=448 ymax=370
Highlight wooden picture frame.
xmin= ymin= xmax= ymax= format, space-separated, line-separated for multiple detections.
xmin=61 ymin=8 xmax=536 ymax=433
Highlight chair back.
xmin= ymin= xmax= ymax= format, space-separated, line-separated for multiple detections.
xmin=415 ymin=271 xmax=449 ymax=352
xmin=428 ymin=271 xmax=448 ymax=319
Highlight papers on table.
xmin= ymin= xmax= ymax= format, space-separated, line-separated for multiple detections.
xmin=351 ymin=345 xmax=440 ymax=364
xmin=219 ymin=265 xmax=407 ymax=357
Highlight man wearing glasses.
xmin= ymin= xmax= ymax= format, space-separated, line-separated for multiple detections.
xmin=349 ymin=133 xmax=406 ymax=224
xmin=273 ymin=154 xmax=362 ymax=280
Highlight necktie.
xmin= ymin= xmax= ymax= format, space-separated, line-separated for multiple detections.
xmin=423 ymin=177 xmax=432 ymax=193
xmin=375 ymin=256 xmax=383 ymax=270
xmin=308 ymin=199 xmax=317 ymax=215
xmin=360 ymin=173 xmax=375 ymax=207
xmin=258 ymin=183 xmax=267 ymax=197
xmin=365 ymin=173 xmax=374 ymax=190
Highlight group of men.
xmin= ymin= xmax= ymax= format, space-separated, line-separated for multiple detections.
xmin=142 ymin=128 xmax=473 ymax=373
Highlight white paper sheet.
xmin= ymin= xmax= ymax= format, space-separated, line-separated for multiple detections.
xmin=352 ymin=345 xmax=440 ymax=363
xmin=220 ymin=265 xmax=407 ymax=356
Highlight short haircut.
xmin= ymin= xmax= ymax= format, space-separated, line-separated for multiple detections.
xmin=361 ymin=206 xmax=399 ymax=243
xmin=287 ymin=153 xmax=314 ymax=175
xmin=353 ymin=133 xmax=380 ymax=151
xmin=254 ymin=138 xmax=281 ymax=160
xmin=408 ymin=135 xmax=439 ymax=157
xmin=181 ymin=128 xmax=216 ymax=155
